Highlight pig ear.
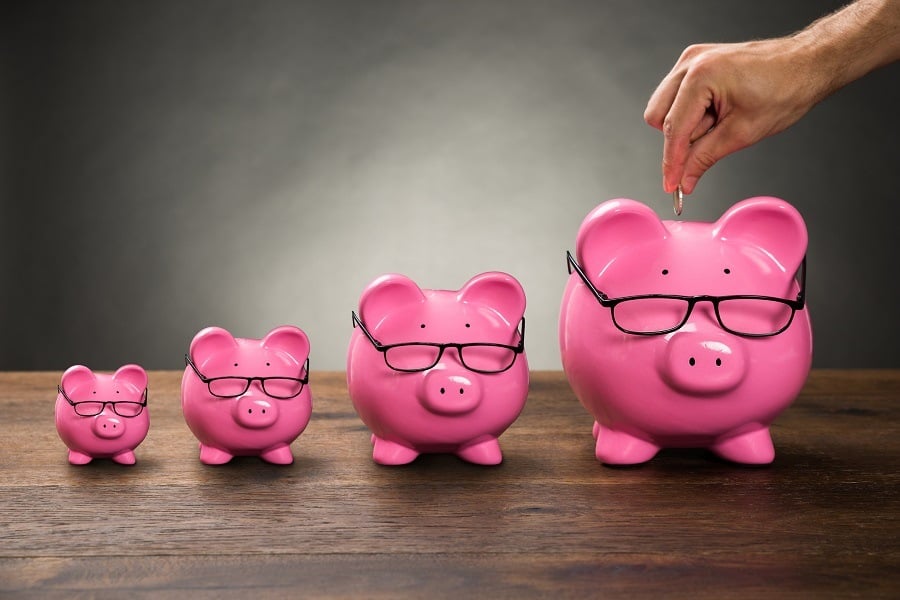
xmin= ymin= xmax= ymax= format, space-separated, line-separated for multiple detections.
xmin=61 ymin=365 xmax=96 ymax=393
xmin=576 ymin=199 xmax=669 ymax=279
xmin=189 ymin=327 xmax=238 ymax=364
xmin=113 ymin=364 xmax=148 ymax=391
xmin=359 ymin=274 xmax=426 ymax=327
xmin=261 ymin=326 xmax=311 ymax=363
xmin=713 ymin=197 xmax=808 ymax=273
xmin=458 ymin=272 xmax=526 ymax=324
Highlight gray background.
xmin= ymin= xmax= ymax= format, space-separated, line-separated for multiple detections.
xmin=3 ymin=0 xmax=898 ymax=371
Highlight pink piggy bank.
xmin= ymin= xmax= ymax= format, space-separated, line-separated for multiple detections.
xmin=347 ymin=272 xmax=528 ymax=466
xmin=181 ymin=326 xmax=312 ymax=465
xmin=55 ymin=365 xmax=150 ymax=465
xmin=560 ymin=197 xmax=812 ymax=465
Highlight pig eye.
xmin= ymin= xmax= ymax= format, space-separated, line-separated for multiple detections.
xmin=266 ymin=362 xmax=271 ymax=366
xmin=724 ymin=268 xmax=731 ymax=274
xmin=420 ymin=324 xmax=426 ymax=329
xmin=465 ymin=323 xmax=471 ymax=328
xmin=661 ymin=269 xmax=669 ymax=275
xmin=233 ymin=362 xmax=239 ymax=367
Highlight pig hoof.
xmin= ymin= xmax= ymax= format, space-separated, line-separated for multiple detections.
xmin=595 ymin=425 xmax=659 ymax=465
xmin=592 ymin=421 xmax=600 ymax=439
xmin=457 ymin=438 xmax=503 ymax=465
xmin=712 ymin=428 xmax=775 ymax=464
xmin=68 ymin=450 xmax=93 ymax=465
xmin=199 ymin=444 xmax=234 ymax=465
xmin=372 ymin=437 xmax=419 ymax=465
xmin=261 ymin=444 xmax=294 ymax=465
xmin=112 ymin=450 xmax=136 ymax=465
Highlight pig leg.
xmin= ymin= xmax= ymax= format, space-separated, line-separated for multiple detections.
xmin=372 ymin=435 xmax=419 ymax=465
xmin=67 ymin=450 xmax=93 ymax=465
xmin=595 ymin=424 xmax=659 ymax=465
xmin=112 ymin=450 xmax=136 ymax=465
xmin=457 ymin=437 xmax=503 ymax=465
xmin=199 ymin=443 xmax=234 ymax=465
xmin=711 ymin=427 xmax=775 ymax=465
xmin=260 ymin=443 xmax=294 ymax=465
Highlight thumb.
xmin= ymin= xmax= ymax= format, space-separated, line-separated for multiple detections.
xmin=681 ymin=120 xmax=749 ymax=194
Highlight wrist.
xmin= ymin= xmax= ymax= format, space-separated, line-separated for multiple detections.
xmin=782 ymin=34 xmax=838 ymax=107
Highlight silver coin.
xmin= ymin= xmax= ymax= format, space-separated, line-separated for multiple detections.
xmin=672 ymin=185 xmax=683 ymax=216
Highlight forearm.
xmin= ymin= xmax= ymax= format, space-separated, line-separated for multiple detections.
xmin=791 ymin=0 xmax=900 ymax=102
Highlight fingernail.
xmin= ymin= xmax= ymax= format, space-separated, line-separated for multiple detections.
xmin=682 ymin=176 xmax=698 ymax=195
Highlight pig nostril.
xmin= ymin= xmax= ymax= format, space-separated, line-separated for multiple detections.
xmin=716 ymin=358 xmax=722 ymax=366
xmin=689 ymin=357 xmax=696 ymax=366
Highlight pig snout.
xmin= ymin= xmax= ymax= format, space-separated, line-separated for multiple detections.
xmin=660 ymin=331 xmax=746 ymax=395
xmin=232 ymin=395 xmax=279 ymax=429
xmin=418 ymin=368 xmax=482 ymax=415
xmin=92 ymin=414 xmax=126 ymax=439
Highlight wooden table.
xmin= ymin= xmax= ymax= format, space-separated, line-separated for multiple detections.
xmin=1 ymin=370 xmax=898 ymax=598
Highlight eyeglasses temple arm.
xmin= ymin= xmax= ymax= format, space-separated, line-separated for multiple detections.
xmin=352 ymin=311 xmax=385 ymax=349
xmin=184 ymin=354 xmax=211 ymax=383
xmin=796 ymin=256 xmax=807 ymax=306
xmin=517 ymin=316 xmax=526 ymax=351
xmin=57 ymin=385 xmax=75 ymax=406
xmin=566 ymin=251 xmax=610 ymax=304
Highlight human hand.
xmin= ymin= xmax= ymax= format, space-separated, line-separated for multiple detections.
xmin=644 ymin=38 xmax=821 ymax=195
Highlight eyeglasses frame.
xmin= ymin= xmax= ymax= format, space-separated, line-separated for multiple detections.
xmin=184 ymin=354 xmax=310 ymax=399
xmin=58 ymin=385 xmax=149 ymax=418
xmin=565 ymin=250 xmax=806 ymax=338
xmin=351 ymin=311 xmax=526 ymax=374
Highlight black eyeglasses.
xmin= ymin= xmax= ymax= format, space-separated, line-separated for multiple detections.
xmin=566 ymin=251 xmax=806 ymax=338
xmin=351 ymin=311 xmax=525 ymax=374
xmin=184 ymin=354 xmax=310 ymax=399
xmin=58 ymin=385 xmax=148 ymax=417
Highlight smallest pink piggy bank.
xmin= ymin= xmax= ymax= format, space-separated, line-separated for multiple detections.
xmin=55 ymin=365 xmax=150 ymax=465
xmin=347 ymin=272 xmax=529 ymax=466
xmin=181 ymin=326 xmax=313 ymax=465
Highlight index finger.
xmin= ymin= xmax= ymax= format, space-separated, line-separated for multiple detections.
xmin=661 ymin=78 xmax=715 ymax=193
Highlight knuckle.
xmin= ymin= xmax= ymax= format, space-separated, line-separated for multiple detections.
xmin=662 ymin=116 xmax=678 ymax=140
xmin=685 ymin=54 xmax=717 ymax=79
xmin=662 ymin=116 xmax=675 ymax=139
xmin=679 ymin=43 xmax=709 ymax=62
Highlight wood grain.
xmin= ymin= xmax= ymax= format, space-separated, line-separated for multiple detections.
xmin=1 ymin=370 xmax=898 ymax=598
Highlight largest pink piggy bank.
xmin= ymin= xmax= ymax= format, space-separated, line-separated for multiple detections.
xmin=347 ymin=272 xmax=528 ymax=466
xmin=55 ymin=365 xmax=150 ymax=465
xmin=560 ymin=197 xmax=812 ymax=465
xmin=181 ymin=326 xmax=312 ymax=465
